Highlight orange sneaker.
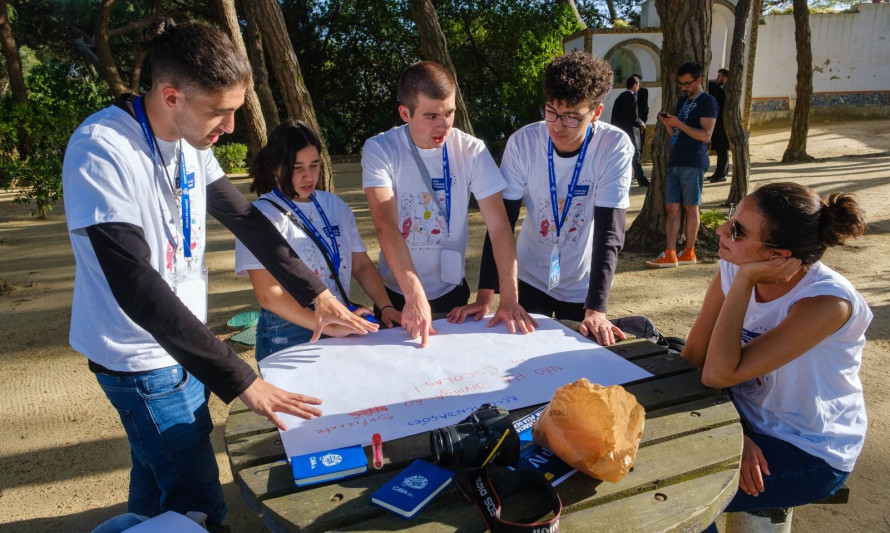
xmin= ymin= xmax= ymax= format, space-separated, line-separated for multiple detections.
xmin=677 ymin=247 xmax=697 ymax=265
xmin=645 ymin=249 xmax=678 ymax=268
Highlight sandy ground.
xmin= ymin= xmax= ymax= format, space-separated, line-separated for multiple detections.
xmin=1 ymin=119 xmax=888 ymax=533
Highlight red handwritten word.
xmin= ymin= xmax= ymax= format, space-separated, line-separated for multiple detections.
xmin=404 ymin=382 xmax=492 ymax=407
xmin=534 ymin=365 xmax=564 ymax=376
xmin=413 ymin=366 xmax=498 ymax=392
xmin=347 ymin=406 xmax=389 ymax=418
xmin=315 ymin=414 xmax=394 ymax=435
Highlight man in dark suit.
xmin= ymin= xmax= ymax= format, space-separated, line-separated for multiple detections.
xmin=707 ymin=68 xmax=730 ymax=183
xmin=611 ymin=76 xmax=649 ymax=187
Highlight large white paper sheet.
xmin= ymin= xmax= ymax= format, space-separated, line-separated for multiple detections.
xmin=259 ymin=315 xmax=652 ymax=459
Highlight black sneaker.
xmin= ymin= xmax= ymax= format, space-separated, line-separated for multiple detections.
xmin=637 ymin=176 xmax=650 ymax=187
xmin=708 ymin=176 xmax=726 ymax=183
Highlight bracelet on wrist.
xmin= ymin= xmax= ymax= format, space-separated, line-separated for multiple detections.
xmin=379 ymin=305 xmax=395 ymax=313
xmin=312 ymin=293 xmax=336 ymax=307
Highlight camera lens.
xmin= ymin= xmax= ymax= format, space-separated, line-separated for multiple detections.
xmin=430 ymin=422 xmax=484 ymax=467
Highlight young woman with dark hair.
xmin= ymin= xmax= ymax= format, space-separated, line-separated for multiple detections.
xmin=236 ymin=121 xmax=400 ymax=360
xmin=683 ymin=183 xmax=872 ymax=527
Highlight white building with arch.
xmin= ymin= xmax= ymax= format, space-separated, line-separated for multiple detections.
xmin=565 ymin=1 xmax=890 ymax=127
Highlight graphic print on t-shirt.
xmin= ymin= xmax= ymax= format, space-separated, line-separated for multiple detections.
xmin=398 ymin=181 xmax=452 ymax=247
xmin=533 ymin=195 xmax=588 ymax=248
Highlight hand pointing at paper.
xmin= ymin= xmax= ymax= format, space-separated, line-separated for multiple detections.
xmin=239 ymin=378 xmax=322 ymax=431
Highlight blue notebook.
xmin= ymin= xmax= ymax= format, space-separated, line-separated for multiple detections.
xmin=370 ymin=459 xmax=453 ymax=519
xmin=291 ymin=445 xmax=368 ymax=487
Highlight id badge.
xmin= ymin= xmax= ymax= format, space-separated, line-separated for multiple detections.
xmin=548 ymin=245 xmax=561 ymax=291
xmin=174 ymin=266 xmax=209 ymax=323
xmin=440 ymin=249 xmax=464 ymax=285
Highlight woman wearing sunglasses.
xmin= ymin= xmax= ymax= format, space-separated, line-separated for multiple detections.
xmin=683 ymin=182 xmax=872 ymax=524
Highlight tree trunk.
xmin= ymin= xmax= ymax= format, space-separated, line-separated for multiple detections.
xmin=558 ymin=0 xmax=588 ymax=27
xmin=95 ymin=0 xmax=129 ymax=97
xmin=782 ymin=0 xmax=814 ymax=163
xmin=625 ymin=0 xmax=716 ymax=253
xmin=605 ymin=0 xmax=618 ymax=24
xmin=0 ymin=0 xmax=27 ymax=104
xmin=242 ymin=2 xmax=279 ymax=130
xmin=245 ymin=0 xmax=334 ymax=191
xmin=213 ymin=0 xmax=266 ymax=158
xmin=724 ymin=0 xmax=753 ymax=206
xmin=742 ymin=0 xmax=763 ymax=130
xmin=407 ymin=0 xmax=474 ymax=137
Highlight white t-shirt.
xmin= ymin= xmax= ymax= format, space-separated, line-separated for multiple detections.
xmin=63 ymin=104 xmax=224 ymax=372
xmin=234 ymin=191 xmax=366 ymax=304
xmin=361 ymin=125 xmax=505 ymax=299
xmin=501 ymin=121 xmax=633 ymax=302
xmin=720 ymin=260 xmax=872 ymax=472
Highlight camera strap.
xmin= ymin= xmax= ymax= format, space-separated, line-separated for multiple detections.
xmin=463 ymin=468 xmax=562 ymax=532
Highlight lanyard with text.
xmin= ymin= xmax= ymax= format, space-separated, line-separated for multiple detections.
xmin=547 ymin=123 xmax=592 ymax=240
xmin=132 ymin=96 xmax=193 ymax=265
xmin=273 ymin=188 xmax=341 ymax=274
xmin=404 ymin=126 xmax=451 ymax=232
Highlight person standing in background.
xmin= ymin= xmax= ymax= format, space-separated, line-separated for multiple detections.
xmin=611 ymin=75 xmax=649 ymax=188
xmin=708 ymin=68 xmax=730 ymax=183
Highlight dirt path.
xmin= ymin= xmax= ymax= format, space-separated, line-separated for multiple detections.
xmin=1 ymin=120 xmax=888 ymax=532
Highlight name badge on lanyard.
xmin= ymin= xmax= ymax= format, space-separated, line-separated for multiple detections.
xmin=547 ymin=124 xmax=592 ymax=290
xmin=132 ymin=96 xmax=193 ymax=268
xmin=132 ymin=96 xmax=206 ymax=321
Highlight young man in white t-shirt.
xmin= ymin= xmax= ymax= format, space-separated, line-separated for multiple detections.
xmin=362 ymin=61 xmax=537 ymax=347
xmin=62 ymin=19 xmax=374 ymax=529
xmin=461 ymin=51 xmax=633 ymax=346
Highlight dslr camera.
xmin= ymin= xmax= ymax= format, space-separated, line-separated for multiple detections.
xmin=430 ymin=404 xmax=520 ymax=468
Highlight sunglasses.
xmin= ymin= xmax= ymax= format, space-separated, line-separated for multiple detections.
xmin=728 ymin=204 xmax=778 ymax=247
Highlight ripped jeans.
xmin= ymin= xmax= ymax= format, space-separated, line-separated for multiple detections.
xmin=255 ymin=308 xmax=313 ymax=361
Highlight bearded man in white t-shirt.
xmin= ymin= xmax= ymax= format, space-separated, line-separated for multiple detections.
xmin=362 ymin=61 xmax=537 ymax=347
xmin=460 ymin=51 xmax=634 ymax=346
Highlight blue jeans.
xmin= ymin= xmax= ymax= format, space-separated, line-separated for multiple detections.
xmin=704 ymin=432 xmax=849 ymax=532
xmin=95 ymin=365 xmax=227 ymax=524
xmin=255 ymin=308 xmax=313 ymax=361
xmin=665 ymin=166 xmax=705 ymax=205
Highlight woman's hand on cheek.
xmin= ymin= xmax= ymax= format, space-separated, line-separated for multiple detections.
xmin=739 ymin=256 xmax=802 ymax=285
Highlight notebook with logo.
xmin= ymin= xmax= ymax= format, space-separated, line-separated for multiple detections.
xmin=370 ymin=459 xmax=453 ymax=519
xmin=291 ymin=444 xmax=368 ymax=487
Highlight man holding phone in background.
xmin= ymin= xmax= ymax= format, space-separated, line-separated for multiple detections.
xmin=645 ymin=62 xmax=717 ymax=268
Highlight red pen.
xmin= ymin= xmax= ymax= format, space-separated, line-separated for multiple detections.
xmin=371 ymin=433 xmax=384 ymax=469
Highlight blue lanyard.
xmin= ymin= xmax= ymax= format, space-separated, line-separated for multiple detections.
xmin=273 ymin=188 xmax=341 ymax=273
xmin=547 ymin=123 xmax=592 ymax=239
xmin=132 ymin=96 xmax=192 ymax=261
xmin=440 ymin=143 xmax=451 ymax=231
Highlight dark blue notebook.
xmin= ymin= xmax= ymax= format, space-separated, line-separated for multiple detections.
xmin=291 ymin=444 xmax=368 ymax=487
xmin=370 ymin=459 xmax=453 ymax=519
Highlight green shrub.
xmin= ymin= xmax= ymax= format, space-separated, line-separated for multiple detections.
xmin=0 ymin=60 xmax=108 ymax=218
xmin=212 ymin=143 xmax=248 ymax=174
xmin=700 ymin=208 xmax=728 ymax=231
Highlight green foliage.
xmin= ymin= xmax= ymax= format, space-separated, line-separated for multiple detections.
xmin=437 ymin=1 xmax=582 ymax=154
xmin=700 ymin=208 xmax=728 ymax=231
xmin=283 ymin=0 xmax=584 ymax=155
xmin=0 ymin=60 xmax=109 ymax=218
xmin=212 ymin=143 xmax=249 ymax=174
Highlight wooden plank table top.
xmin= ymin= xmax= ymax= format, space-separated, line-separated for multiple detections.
xmin=225 ymin=332 xmax=742 ymax=533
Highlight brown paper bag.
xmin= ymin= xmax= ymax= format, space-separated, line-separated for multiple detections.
xmin=532 ymin=378 xmax=645 ymax=482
